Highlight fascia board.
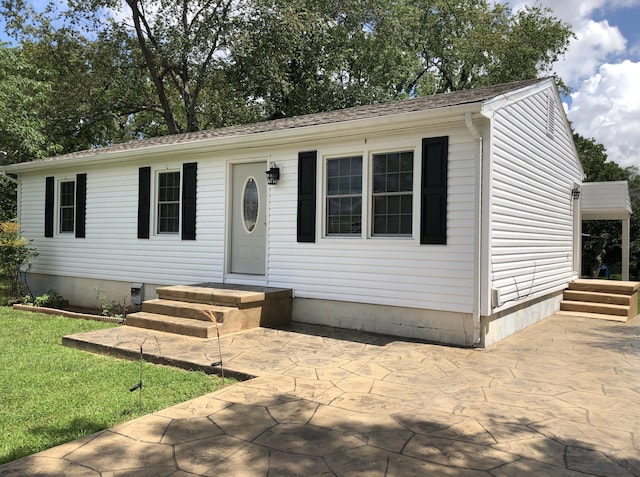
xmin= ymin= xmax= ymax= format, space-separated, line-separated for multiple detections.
xmin=3 ymin=103 xmax=482 ymax=173
xmin=480 ymin=77 xmax=554 ymax=115
xmin=582 ymin=211 xmax=632 ymax=220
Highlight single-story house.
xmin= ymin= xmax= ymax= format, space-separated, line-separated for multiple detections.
xmin=3 ymin=77 xmax=594 ymax=346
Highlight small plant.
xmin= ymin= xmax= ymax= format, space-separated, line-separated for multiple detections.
xmin=33 ymin=293 xmax=50 ymax=307
xmin=31 ymin=289 xmax=67 ymax=308
xmin=95 ymin=287 xmax=127 ymax=318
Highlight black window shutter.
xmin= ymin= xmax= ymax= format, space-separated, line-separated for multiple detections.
xmin=297 ymin=151 xmax=317 ymax=243
xmin=137 ymin=167 xmax=151 ymax=239
xmin=75 ymin=174 xmax=87 ymax=238
xmin=44 ymin=176 xmax=54 ymax=238
xmin=420 ymin=137 xmax=448 ymax=244
xmin=182 ymin=162 xmax=197 ymax=241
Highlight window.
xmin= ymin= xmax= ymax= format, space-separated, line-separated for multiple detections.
xmin=311 ymin=137 xmax=447 ymax=243
xmin=372 ymin=151 xmax=413 ymax=236
xmin=59 ymin=180 xmax=75 ymax=233
xmin=139 ymin=164 xmax=197 ymax=240
xmin=242 ymin=177 xmax=259 ymax=233
xmin=326 ymin=156 xmax=362 ymax=235
xmin=157 ymin=171 xmax=181 ymax=234
xmin=46 ymin=174 xmax=86 ymax=238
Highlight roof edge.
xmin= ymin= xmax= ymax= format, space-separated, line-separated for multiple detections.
xmin=3 ymin=78 xmax=546 ymax=173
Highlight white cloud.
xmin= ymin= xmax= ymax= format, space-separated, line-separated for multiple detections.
xmin=502 ymin=0 xmax=640 ymax=170
xmin=503 ymin=0 xmax=633 ymax=84
xmin=568 ymin=60 xmax=640 ymax=169
xmin=553 ymin=20 xmax=626 ymax=85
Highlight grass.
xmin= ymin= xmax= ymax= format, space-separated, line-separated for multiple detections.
xmin=0 ymin=307 xmax=234 ymax=465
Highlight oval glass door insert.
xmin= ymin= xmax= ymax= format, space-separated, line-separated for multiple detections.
xmin=242 ymin=177 xmax=259 ymax=233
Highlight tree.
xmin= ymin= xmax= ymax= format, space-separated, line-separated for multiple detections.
xmin=231 ymin=0 xmax=574 ymax=118
xmin=2 ymin=0 xmax=574 ymax=138
xmin=628 ymin=170 xmax=640 ymax=279
xmin=0 ymin=44 xmax=52 ymax=221
xmin=373 ymin=0 xmax=573 ymax=95
xmin=121 ymin=0 xmax=238 ymax=133
xmin=0 ymin=44 xmax=52 ymax=164
xmin=0 ymin=175 xmax=17 ymax=222
xmin=574 ymin=133 xmax=630 ymax=182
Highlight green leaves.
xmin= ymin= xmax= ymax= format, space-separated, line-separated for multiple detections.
xmin=1 ymin=0 xmax=574 ymax=156
xmin=0 ymin=46 xmax=52 ymax=163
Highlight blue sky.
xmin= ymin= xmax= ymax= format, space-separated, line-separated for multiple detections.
xmin=2 ymin=1 xmax=640 ymax=169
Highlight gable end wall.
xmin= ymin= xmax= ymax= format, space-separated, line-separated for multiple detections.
xmin=488 ymin=87 xmax=582 ymax=312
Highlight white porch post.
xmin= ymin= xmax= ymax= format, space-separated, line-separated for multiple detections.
xmin=622 ymin=216 xmax=630 ymax=281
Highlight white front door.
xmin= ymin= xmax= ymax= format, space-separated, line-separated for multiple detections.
xmin=230 ymin=162 xmax=267 ymax=275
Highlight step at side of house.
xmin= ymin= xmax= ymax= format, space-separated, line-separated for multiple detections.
xmin=559 ymin=279 xmax=640 ymax=322
xmin=125 ymin=283 xmax=292 ymax=338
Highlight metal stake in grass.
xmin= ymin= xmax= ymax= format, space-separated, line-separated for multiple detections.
xmin=129 ymin=344 xmax=143 ymax=412
xmin=203 ymin=310 xmax=224 ymax=379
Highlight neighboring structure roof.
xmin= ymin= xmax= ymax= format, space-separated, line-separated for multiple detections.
xmin=4 ymin=77 xmax=546 ymax=170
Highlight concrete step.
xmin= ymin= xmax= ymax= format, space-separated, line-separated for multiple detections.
xmin=126 ymin=284 xmax=293 ymax=338
xmin=562 ymin=290 xmax=632 ymax=306
xmin=157 ymin=283 xmax=292 ymax=307
xmin=568 ymin=279 xmax=640 ymax=295
xmin=125 ymin=312 xmax=221 ymax=338
xmin=555 ymin=310 xmax=629 ymax=323
xmin=142 ymin=299 xmax=235 ymax=322
xmin=560 ymin=300 xmax=630 ymax=317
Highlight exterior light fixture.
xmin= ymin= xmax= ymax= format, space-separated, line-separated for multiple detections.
xmin=571 ymin=187 xmax=581 ymax=200
xmin=266 ymin=162 xmax=280 ymax=185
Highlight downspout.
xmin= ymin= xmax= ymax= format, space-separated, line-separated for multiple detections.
xmin=465 ymin=112 xmax=482 ymax=346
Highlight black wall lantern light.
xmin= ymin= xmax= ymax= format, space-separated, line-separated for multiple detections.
xmin=266 ymin=162 xmax=280 ymax=185
xmin=571 ymin=187 xmax=581 ymax=200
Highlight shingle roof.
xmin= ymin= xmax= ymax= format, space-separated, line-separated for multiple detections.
xmin=15 ymin=77 xmax=546 ymax=165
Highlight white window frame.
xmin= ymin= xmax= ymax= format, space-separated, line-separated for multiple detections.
xmin=58 ymin=179 xmax=75 ymax=234
xmin=370 ymin=150 xmax=414 ymax=237
xmin=155 ymin=169 xmax=182 ymax=235
xmin=321 ymin=144 xmax=417 ymax=241
xmin=325 ymin=155 xmax=364 ymax=237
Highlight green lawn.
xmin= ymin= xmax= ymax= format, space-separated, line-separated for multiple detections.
xmin=0 ymin=307 xmax=234 ymax=465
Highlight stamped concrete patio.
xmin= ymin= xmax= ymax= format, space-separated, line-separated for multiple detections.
xmin=1 ymin=312 xmax=639 ymax=476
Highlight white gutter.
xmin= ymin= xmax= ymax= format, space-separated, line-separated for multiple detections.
xmin=2 ymin=103 xmax=483 ymax=173
xmin=465 ymin=112 xmax=482 ymax=346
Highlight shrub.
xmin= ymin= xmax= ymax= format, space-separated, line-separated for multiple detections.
xmin=0 ymin=222 xmax=37 ymax=303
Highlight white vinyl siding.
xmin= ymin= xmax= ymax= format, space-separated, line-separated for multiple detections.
xmin=488 ymin=86 xmax=582 ymax=308
xmin=18 ymin=159 xmax=226 ymax=286
xmin=267 ymin=126 xmax=477 ymax=314
xmin=17 ymin=124 xmax=477 ymax=314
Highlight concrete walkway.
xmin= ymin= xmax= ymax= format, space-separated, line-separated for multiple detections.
xmin=1 ymin=313 xmax=639 ymax=476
